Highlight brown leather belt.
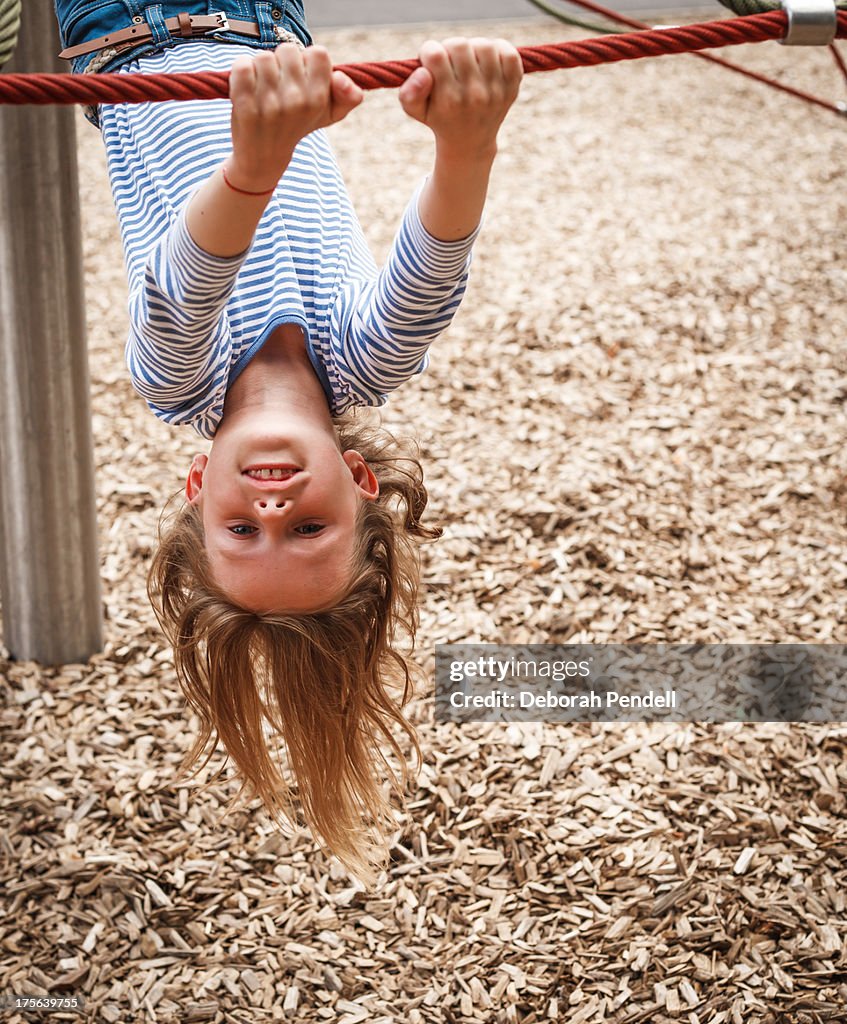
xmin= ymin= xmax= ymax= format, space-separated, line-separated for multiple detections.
xmin=59 ymin=12 xmax=261 ymax=61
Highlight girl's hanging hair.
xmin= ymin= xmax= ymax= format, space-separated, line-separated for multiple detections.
xmin=148 ymin=412 xmax=440 ymax=886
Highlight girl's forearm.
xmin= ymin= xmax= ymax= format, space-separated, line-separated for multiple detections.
xmin=417 ymin=146 xmax=497 ymax=242
xmin=184 ymin=162 xmax=280 ymax=257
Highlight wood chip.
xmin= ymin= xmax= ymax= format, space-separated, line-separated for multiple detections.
xmin=733 ymin=847 xmax=757 ymax=875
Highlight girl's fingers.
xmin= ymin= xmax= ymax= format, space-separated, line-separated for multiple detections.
xmin=418 ymin=40 xmax=454 ymax=85
xmin=496 ymin=38 xmax=524 ymax=93
xmin=233 ymin=42 xmax=364 ymax=144
xmin=304 ymin=45 xmax=334 ymax=113
xmin=229 ymin=55 xmax=257 ymax=105
xmin=271 ymin=42 xmax=306 ymax=94
xmin=303 ymin=44 xmax=333 ymax=83
xmin=468 ymin=37 xmax=502 ymax=87
xmin=253 ymin=49 xmax=283 ymax=113
xmin=398 ymin=65 xmax=433 ymax=122
xmin=328 ymin=70 xmax=363 ymax=122
xmin=440 ymin=37 xmax=479 ymax=86
xmin=273 ymin=41 xmax=297 ymax=70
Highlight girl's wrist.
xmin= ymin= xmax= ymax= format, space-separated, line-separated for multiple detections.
xmin=433 ymin=139 xmax=499 ymax=171
xmin=221 ymin=159 xmax=285 ymax=198
xmin=431 ymin=143 xmax=498 ymax=185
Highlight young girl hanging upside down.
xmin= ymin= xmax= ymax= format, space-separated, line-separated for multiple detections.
xmin=54 ymin=1 xmax=523 ymax=885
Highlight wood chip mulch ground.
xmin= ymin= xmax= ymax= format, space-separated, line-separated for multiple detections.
xmin=2 ymin=15 xmax=846 ymax=1024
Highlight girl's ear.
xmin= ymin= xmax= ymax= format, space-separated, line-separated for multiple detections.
xmin=342 ymin=449 xmax=379 ymax=501
xmin=185 ymin=454 xmax=209 ymax=504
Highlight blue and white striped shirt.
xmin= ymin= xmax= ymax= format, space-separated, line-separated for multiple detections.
xmin=98 ymin=41 xmax=480 ymax=439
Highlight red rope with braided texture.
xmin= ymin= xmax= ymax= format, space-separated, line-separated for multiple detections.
xmin=560 ymin=0 xmax=847 ymax=115
xmin=0 ymin=11 xmax=845 ymax=106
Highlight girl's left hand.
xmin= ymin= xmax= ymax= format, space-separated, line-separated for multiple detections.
xmin=398 ymin=38 xmax=524 ymax=161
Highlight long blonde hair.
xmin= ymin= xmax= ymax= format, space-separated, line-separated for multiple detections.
xmin=148 ymin=413 xmax=439 ymax=886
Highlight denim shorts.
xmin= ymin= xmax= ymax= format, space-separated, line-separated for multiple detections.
xmin=54 ymin=2 xmax=312 ymax=126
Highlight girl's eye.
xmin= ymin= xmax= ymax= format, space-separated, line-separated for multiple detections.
xmin=295 ymin=524 xmax=325 ymax=536
xmin=229 ymin=524 xmax=257 ymax=536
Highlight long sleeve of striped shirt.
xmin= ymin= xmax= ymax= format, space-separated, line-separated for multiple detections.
xmin=124 ymin=177 xmax=481 ymax=434
xmin=326 ymin=182 xmax=481 ymax=408
xmin=103 ymin=43 xmax=482 ymax=439
xmin=125 ymin=209 xmax=244 ymax=415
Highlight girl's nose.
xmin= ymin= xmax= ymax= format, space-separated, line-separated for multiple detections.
xmin=254 ymin=497 xmax=288 ymax=515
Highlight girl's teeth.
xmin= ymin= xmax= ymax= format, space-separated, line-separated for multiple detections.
xmin=247 ymin=469 xmax=295 ymax=479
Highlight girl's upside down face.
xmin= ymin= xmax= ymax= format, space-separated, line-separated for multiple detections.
xmin=185 ymin=409 xmax=379 ymax=614
xmin=149 ymin=411 xmax=432 ymax=890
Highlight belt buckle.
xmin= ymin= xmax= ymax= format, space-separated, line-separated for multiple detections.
xmin=207 ymin=11 xmax=231 ymax=36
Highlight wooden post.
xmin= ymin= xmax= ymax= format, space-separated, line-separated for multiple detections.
xmin=0 ymin=0 xmax=102 ymax=663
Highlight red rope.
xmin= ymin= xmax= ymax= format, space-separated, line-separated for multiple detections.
xmin=0 ymin=11 xmax=845 ymax=107
xmin=831 ymin=41 xmax=847 ymax=87
xmin=561 ymin=0 xmax=847 ymax=116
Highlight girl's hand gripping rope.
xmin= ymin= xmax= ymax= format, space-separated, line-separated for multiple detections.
xmin=398 ymin=38 xmax=523 ymax=162
xmin=226 ymin=43 xmax=363 ymax=194
xmin=397 ymin=38 xmax=524 ymax=242
xmin=186 ymin=44 xmax=362 ymax=258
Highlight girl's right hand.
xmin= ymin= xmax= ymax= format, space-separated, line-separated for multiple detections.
xmin=226 ymin=44 xmax=363 ymax=194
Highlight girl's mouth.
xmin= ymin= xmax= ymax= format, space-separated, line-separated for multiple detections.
xmin=242 ymin=464 xmax=302 ymax=480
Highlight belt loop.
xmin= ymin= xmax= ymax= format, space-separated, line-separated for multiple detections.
xmin=141 ymin=4 xmax=172 ymax=48
xmin=253 ymin=2 xmax=279 ymax=45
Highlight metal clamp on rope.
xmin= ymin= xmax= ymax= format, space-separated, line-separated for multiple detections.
xmin=779 ymin=0 xmax=837 ymax=45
